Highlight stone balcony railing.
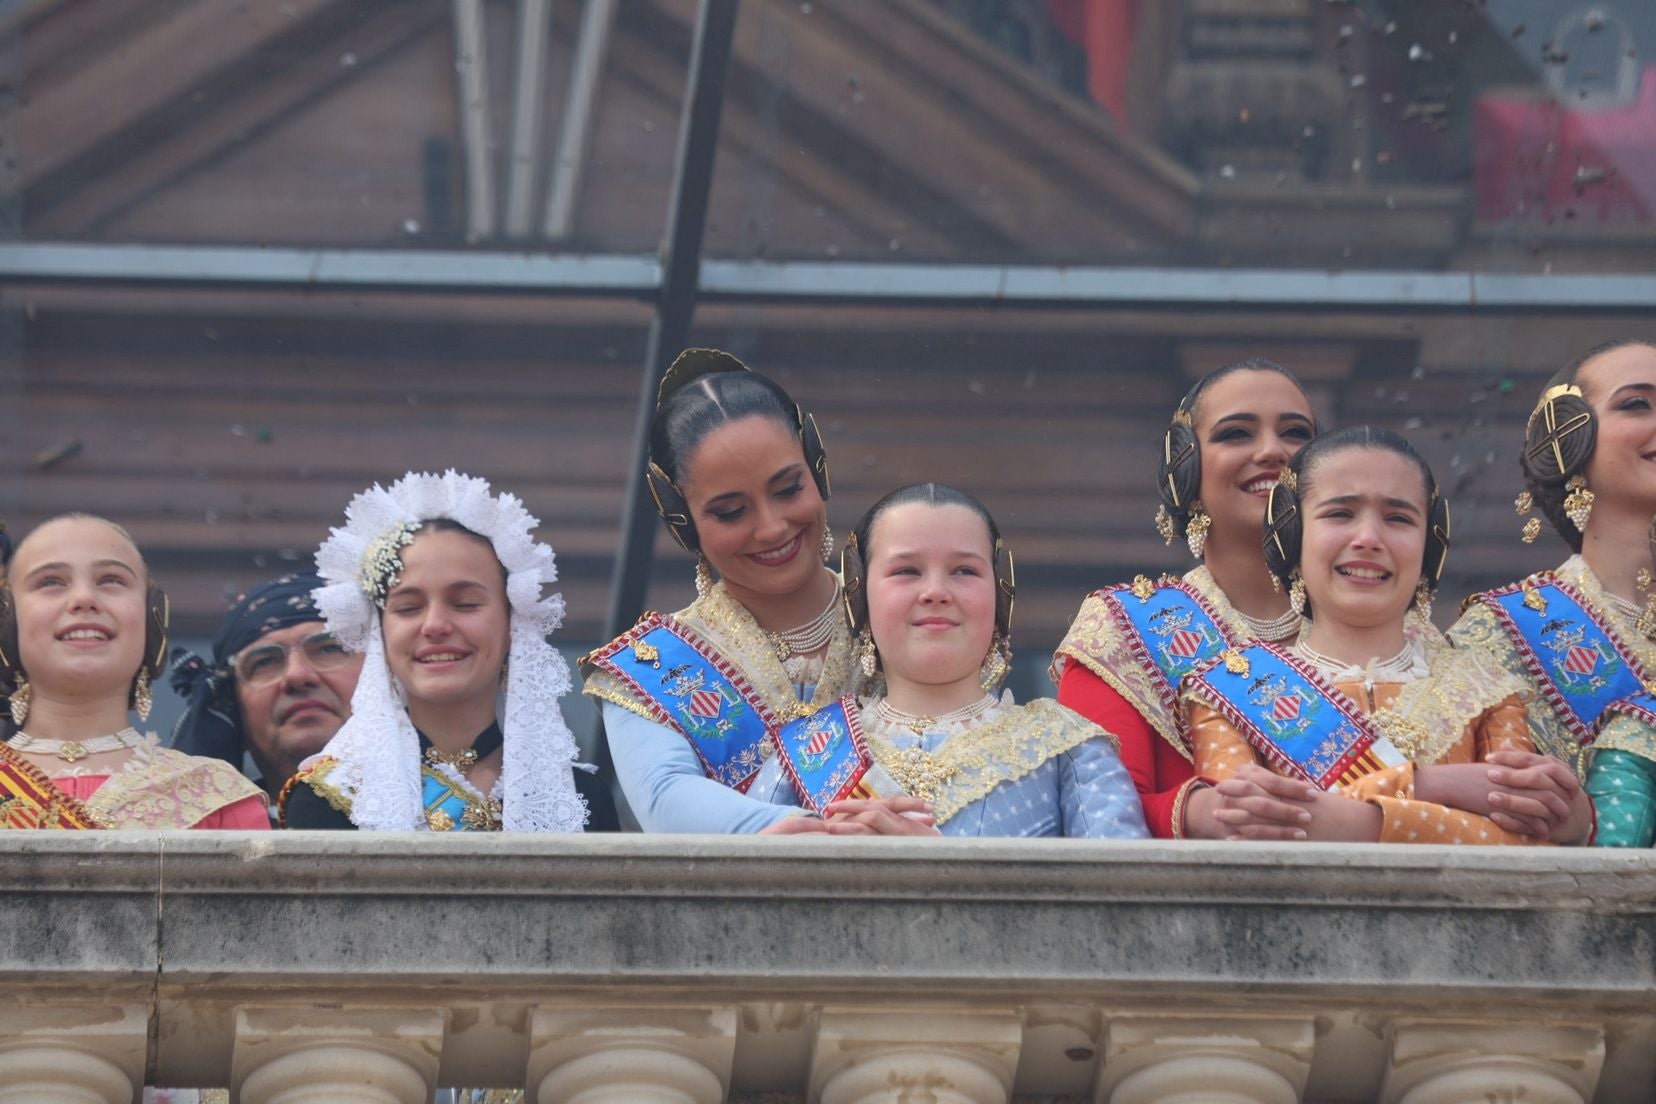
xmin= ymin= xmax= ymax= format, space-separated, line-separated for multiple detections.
xmin=3 ymin=834 xmax=1653 ymax=1103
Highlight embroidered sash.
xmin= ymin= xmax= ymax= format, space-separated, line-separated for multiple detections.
xmin=773 ymin=695 xmax=874 ymax=814
xmin=1476 ymin=576 xmax=1648 ymax=746
xmin=420 ymin=766 xmax=500 ymax=832
xmin=1099 ymin=575 xmax=1238 ymax=716
xmin=1603 ymin=691 xmax=1656 ymax=731
xmin=0 ymin=744 xmax=104 ymax=829
xmin=1187 ymin=644 xmax=1390 ymax=790
xmin=584 ymin=612 xmax=781 ymax=792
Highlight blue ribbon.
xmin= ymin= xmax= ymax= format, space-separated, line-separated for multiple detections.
xmin=1490 ymin=582 xmax=1643 ymax=741
xmin=775 ymin=696 xmax=870 ymax=813
xmin=1108 ymin=580 xmax=1232 ymax=702
xmin=1189 ymin=644 xmax=1377 ymax=790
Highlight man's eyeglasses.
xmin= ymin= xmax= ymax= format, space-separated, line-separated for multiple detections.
xmin=232 ymin=632 xmax=354 ymax=688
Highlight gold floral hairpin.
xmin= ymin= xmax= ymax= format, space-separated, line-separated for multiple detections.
xmin=360 ymin=521 xmax=420 ymax=608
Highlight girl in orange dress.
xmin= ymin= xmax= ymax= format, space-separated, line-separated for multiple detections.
xmin=0 ymin=514 xmax=267 ymax=830
xmin=1180 ymin=428 xmax=1591 ymax=846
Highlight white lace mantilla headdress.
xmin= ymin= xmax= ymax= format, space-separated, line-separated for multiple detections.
xmin=309 ymin=470 xmax=587 ymax=832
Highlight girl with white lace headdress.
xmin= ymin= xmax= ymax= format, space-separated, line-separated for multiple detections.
xmin=281 ymin=471 xmax=587 ymax=832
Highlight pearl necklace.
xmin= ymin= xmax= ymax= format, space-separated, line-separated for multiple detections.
xmin=1233 ymin=604 xmax=1301 ymax=643
xmin=765 ymin=584 xmax=842 ymax=660
xmin=1294 ymin=639 xmax=1425 ymax=686
xmin=7 ymin=727 xmax=147 ymax=764
xmin=875 ymin=694 xmax=997 ymax=735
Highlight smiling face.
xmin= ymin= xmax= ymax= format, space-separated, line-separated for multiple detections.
xmin=10 ymin=516 xmax=149 ymax=704
xmin=1193 ymin=370 xmax=1316 ymax=548
xmin=380 ymin=526 xmax=510 ymax=714
xmin=679 ymin=414 xmax=828 ymax=605
xmin=1297 ymin=447 xmax=1429 ymax=629
xmin=864 ymin=502 xmax=998 ymax=690
xmin=1579 ymin=343 xmax=1656 ymax=523
xmin=234 ymin=620 xmax=363 ymax=789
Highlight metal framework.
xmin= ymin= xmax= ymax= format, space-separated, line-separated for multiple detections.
xmin=5 ymin=242 xmax=1656 ymax=313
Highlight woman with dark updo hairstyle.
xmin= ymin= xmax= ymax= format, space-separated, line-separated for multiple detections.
xmin=1453 ymin=339 xmax=1656 ymax=846
xmin=582 ymin=349 xmax=921 ymax=835
xmin=1050 ymin=358 xmax=1318 ymax=839
xmin=1178 ymin=426 xmax=1590 ymax=845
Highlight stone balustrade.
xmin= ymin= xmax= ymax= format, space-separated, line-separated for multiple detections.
xmin=2 ymin=834 xmax=1652 ymax=1103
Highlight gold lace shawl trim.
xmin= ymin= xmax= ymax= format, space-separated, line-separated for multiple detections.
xmin=1596 ymin=712 xmax=1656 ymax=763
xmin=84 ymin=746 xmax=266 ymax=829
xmin=1453 ymin=556 xmax=1654 ymax=763
xmin=1367 ymin=647 xmax=1531 ymax=766
xmin=583 ymin=579 xmax=856 ymax=727
xmin=1049 ymin=567 xmax=1253 ymax=762
xmin=279 ymin=756 xmax=353 ymax=824
xmin=864 ymin=698 xmax=1109 ymax=826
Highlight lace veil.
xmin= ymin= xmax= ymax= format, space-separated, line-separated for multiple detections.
xmin=308 ymin=470 xmax=587 ymax=832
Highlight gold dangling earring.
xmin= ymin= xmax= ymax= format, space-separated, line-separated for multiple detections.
xmin=1154 ymin=504 xmax=1177 ymax=547
xmin=1514 ymin=490 xmax=1543 ymax=544
xmin=979 ymin=633 xmax=1011 ymax=693
xmin=133 ymin=670 xmax=153 ymax=724
xmin=1185 ymin=503 xmax=1211 ymax=560
xmin=1563 ymin=475 xmax=1595 ymax=532
xmin=1287 ymin=569 xmax=1307 ymax=616
xmin=820 ymin=525 xmax=835 ymax=563
xmin=694 ymin=554 xmax=714 ymax=600
xmin=856 ymin=629 xmax=878 ymax=679
xmin=1413 ymin=579 xmax=1433 ymax=623
xmin=9 ymin=674 xmax=30 ymax=727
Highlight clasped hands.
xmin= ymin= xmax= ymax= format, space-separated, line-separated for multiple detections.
xmin=758 ymin=795 xmax=942 ymax=837
xmin=1193 ymin=751 xmax=1591 ymax=844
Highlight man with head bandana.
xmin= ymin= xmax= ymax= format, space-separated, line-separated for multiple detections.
xmin=170 ymin=573 xmax=363 ymax=806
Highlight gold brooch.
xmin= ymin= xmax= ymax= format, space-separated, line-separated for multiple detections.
xmin=1222 ymin=649 xmax=1250 ymax=677
xmin=1522 ymin=583 xmax=1548 ymax=615
xmin=461 ymin=798 xmax=503 ymax=831
xmin=1130 ymin=575 xmax=1157 ymax=602
xmin=425 ymin=809 xmax=455 ymax=832
xmin=631 ymin=640 xmax=662 ymax=668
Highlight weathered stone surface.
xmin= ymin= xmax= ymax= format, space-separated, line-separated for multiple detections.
xmin=1 ymin=834 xmax=1652 ymax=1100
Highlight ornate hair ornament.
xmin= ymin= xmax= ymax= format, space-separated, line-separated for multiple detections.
xmin=1526 ymin=383 xmax=1592 ymax=474
xmin=359 ymin=521 xmax=420 ymax=608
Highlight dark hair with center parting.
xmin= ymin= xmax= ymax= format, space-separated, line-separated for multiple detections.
xmin=1261 ymin=426 xmax=1440 ymax=614
xmin=410 ymin=517 xmax=508 ymax=585
xmin=851 ymin=482 xmax=1001 ymax=565
xmin=1521 ymin=338 xmax=1656 ymax=552
xmin=1158 ymin=357 xmax=1315 ymax=541
xmin=649 ymin=370 xmax=803 ymax=488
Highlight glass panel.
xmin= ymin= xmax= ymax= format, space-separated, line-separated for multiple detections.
xmin=703 ymin=0 xmax=1656 ymax=271
xmin=6 ymin=0 xmax=684 ymax=251
xmin=0 ymin=283 xmax=652 ymax=656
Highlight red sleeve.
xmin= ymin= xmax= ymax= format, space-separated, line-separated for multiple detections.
xmin=191 ymin=792 xmax=272 ymax=830
xmin=1058 ymin=661 xmax=1188 ymax=838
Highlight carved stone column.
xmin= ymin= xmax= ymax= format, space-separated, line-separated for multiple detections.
xmin=1096 ymin=1016 xmax=1315 ymax=1104
xmin=527 ymin=1006 xmax=736 ymax=1104
xmin=1381 ymin=1023 xmax=1604 ymax=1104
xmin=810 ymin=1009 xmax=1022 ymax=1104
xmin=232 ymin=1008 xmax=443 ymax=1104
xmin=0 ymin=1005 xmax=146 ymax=1104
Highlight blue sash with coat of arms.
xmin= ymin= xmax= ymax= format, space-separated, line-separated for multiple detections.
xmin=773 ymin=695 xmax=874 ymax=813
xmin=1100 ymin=575 xmax=1237 ymax=714
xmin=1186 ymin=643 xmax=1389 ymax=790
xmin=584 ymin=612 xmax=780 ymax=792
xmin=421 ymin=766 xmax=499 ymax=832
xmin=1477 ymin=576 xmax=1647 ymax=746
